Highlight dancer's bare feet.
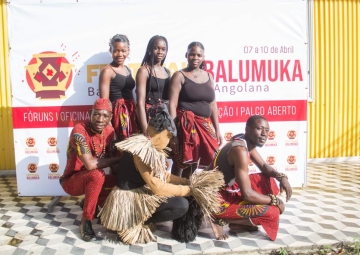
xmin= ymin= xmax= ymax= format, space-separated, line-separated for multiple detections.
xmin=210 ymin=219 xmax=229 ymax=240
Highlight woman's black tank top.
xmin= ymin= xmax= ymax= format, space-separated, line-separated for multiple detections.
xmin=145 ymin=68 xmax=170 ymax=105
xmin=109 ymin=66 xmax=135 ymax=102
xmin=178 ymin=71 xmax=215 ymax=118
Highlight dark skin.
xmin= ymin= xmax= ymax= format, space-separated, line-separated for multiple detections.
xmin=211 ymin=118 xmax=292 ymax=240
xmin=168 ymin=45 xmax=222 ymax=176
xmin=99 ymin=41 xmax=131 ymax=99
xmin=136 ymin=39 xmax=169 ymax=134
xmin=79 ymin=109 xmax=121 ymax=223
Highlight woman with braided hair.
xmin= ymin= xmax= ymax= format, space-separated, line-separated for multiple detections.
xmin=99 ymin=34 xmax=139 ymax=141
xmin=136 ymin=35 xmax=171 ymax=135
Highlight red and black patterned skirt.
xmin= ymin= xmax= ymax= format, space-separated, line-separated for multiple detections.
xmin=214 ymin=173 xmax=281 ymax=241
xmin=174 ymin=109 xmax=219 ymax=169
xmin=112 ymin=98 xmax=139 ymax=141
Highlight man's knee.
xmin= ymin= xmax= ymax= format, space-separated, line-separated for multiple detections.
xmin=173 ymin=197 xmax=189 ymax=216
xmin=87 ymin=169 xmax=105 ymax=184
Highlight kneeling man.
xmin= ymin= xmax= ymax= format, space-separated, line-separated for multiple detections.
xmin=211 ymin=115 xmax=292 ymax=241
xmin=60 ymin=98 xmax=121 ymax=241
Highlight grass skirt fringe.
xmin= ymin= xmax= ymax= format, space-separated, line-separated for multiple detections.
xmin=117 ymin=223 xmax=156 ymax=245
xmin=172 ymin=170 xmax=224 ymax=243
xmin=189 ymin=169 xmax=225 ymax=221
xmin=99 ymin=186 xmax=167 ymax=231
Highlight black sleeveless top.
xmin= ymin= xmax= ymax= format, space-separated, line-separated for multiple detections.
xmin=109 ymin=66 xmax=135 ymax=102
xmin=212 ymin=134 xmax=248 ymax=186
xmin=145 ymin=67 xmax=170 ymax=105
xmin=178 ymin=71 xmax=215 ymax=118
xmin=116 ymin=151 xmax=146 ymax=190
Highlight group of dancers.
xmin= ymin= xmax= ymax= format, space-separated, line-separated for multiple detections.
xmin=59 ymin=34 xmax=293 ymax=244
xmin=99 ymin=34 xmax=221 ymax=177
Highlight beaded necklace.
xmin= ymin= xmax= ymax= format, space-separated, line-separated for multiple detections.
xmin=90 ymin=124 xmax=106 ymax=158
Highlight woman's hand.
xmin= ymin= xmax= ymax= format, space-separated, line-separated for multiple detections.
xmin=216 ymin=130 xmax=223 ymax=146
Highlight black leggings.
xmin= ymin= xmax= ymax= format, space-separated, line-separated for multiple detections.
xmin=145 ymin=197 xmax=189 ymax=224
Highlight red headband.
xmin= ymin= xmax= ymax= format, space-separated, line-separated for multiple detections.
xmin=93 ymin=98 xmax=112 ymax=112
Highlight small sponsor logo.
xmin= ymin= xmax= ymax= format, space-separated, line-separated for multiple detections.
xmin=47 ymin=137 xmax=57 ymax=147
xmin=287 ymin=155 xmax=296 ymax=164
xmin=48 ymin=163 xmax=61 ymax=179
xmin=224 ymin=132 xmax=233 ymax=141
xmin=268 ymin=130 xmax=276 ymax=140
xmin=26 ymin=137 xmax=36 ymax=147
xmin=265 ymin=130 xmax=277 ymax=147
xmin=286 ymin=130 xmax=298 ymax=146
xmin=266 ymin=156 xmax=276 ymax=165
xmin=25 ymin=138 xmax=38 ymax=154
xmin=49 ymin=163 xmax=59 ymax=172
xmin=287 ymin=130 xmax=297 ymax=139
xmin=46 ymin=137 xmax=60 ymax=153
xmin=27 ymin=163 xmax=38 ymax=173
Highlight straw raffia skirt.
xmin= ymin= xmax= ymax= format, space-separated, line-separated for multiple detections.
xmin=99 ymin=186 xmax=167 ymax=244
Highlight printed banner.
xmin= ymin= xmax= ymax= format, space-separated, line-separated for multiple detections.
xmin=8 ymin=0 xmax=308 ymax=196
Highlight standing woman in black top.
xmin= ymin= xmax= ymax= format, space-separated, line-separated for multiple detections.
xmin=136 ymin=35 xmax=171 ymax=135
xmin=99 ymin=34 xmax=139 ymax=141
xmin=168 ymin=41 xmax=222 ymax=177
